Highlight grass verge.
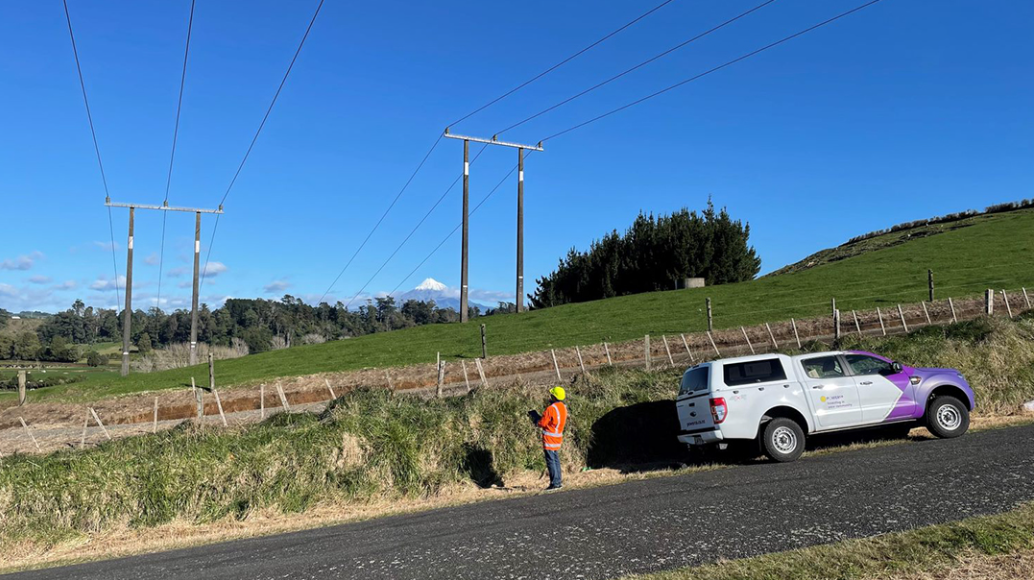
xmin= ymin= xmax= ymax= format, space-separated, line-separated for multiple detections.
xmin=624 ymin=502 xmax=1034 ymax=580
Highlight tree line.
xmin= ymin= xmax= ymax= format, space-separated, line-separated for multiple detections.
xmin=529 ymin=201 xmax=761 ymax=308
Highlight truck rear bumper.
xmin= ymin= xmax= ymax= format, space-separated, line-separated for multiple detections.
xmin=678 ymin=430 xmax=723 ymax=446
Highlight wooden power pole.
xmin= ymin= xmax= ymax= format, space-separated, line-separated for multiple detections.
xmin=443 ymin=129 xmax=543 ymax=321
xmin=106 ymin=200 xmax=223 ymax=375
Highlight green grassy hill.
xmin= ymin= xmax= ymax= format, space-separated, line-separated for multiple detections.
xmin=11 ymin=207 xmax=1034 ymax=402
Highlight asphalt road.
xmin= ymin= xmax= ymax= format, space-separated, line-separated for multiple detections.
xmin=9 ymin=424 xmax=1034 ymax=580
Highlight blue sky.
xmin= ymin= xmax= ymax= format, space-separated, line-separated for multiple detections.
xmin=1 ymin=0 xmax=1031 ymax=314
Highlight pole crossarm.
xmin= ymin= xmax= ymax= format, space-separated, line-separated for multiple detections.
xmin=106 ymin=200 xmax=223 ymax=214
xmin=443 ymin=129 xmax=543 ymax=151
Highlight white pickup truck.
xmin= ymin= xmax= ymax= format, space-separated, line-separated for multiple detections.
xmin=675 ymin=350 xmax=976 ymax=462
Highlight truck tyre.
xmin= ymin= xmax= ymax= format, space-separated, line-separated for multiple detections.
xmin=761 ymin=418 xmax=805 ymax=463
xmin=926 ymin=396 xmax=969 ymax=439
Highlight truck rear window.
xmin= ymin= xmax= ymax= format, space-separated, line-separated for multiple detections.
xmin=679 ymin=367 xmax=709 ymax=396
xmin=723 ymin=359 xmax=787 ymax=386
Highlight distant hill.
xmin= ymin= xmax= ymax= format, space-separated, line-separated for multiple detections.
xmin=768 ymin=199 xmax=1034 ymax=277
xmin=394 ymin=278 xmax=494 ymax=311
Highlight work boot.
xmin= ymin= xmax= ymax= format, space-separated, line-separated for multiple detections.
xmin=545 ymin=484 xmax=562 ymax=491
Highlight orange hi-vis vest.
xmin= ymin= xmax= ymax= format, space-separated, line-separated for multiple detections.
xmin=538 ymin=401 xmax=567 ymax=450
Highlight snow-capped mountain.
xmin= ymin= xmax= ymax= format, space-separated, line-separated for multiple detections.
xmin=395 ymin=278 xmax=493 ymax=311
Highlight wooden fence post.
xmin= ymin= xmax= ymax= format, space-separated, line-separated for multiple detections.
xmin=191 ymin=377 xmax=203 ymax=419
xmin=765 ymin=323 xmax=778 ymax=349
xmin=644 ymin=335 xmax=652 ymax=370
xmin=921 ymin=302 xmax=931 ymax=324
xmin=928 ymin=269 xmax=934 ymax=302
xmin=706 ymin=298 xmax=713 ymax=332
xmin=17 ymin=370 xmax=26 ymax=406
xmin=213 ymin=388 xmax=228 ymax=427
xmin=324 ymin=379 xmax=337 ymax=400
xmin=791 ymin=318 xmax=802 ymax=349
xmin=853 ymin=310 xmax=862 ymax=335
xmin=89 ymin=408 xmax=111 ymax=440
xmin=897 ymin=305 xmax=908 ymax=333
xmin=474 ymin=358 xmax=488 ymax=387
xmin=18 ymin=417 xmax=41 ymax=452
xmin=948 ymin=297 xmax=958 ymax=323
xmin=603 ymin=342 xmax=612 ymax=365
xmin=576 ymin=346 xmax=587 ymax=373
xmin=740 ymin=327 xmax=755 ymax=355
xmin=153 ymin=397 xmax=159 ymax=434
xmin=461 ymin=360 xmax=471 ymax=390
xmin=1023 ymin=288 xmax=1031 ymax=309
xmin=436 ymin=360 xmax=445 ymax=398
xmin=834 ymin=310 xmax=842 ymax=343
xmin=706 ymin=331 xmax=720 ymax=357
xmin=208 ymin=352 xmax=215 ymax=392
xmin=680 ymin=334 xmax=695 ymax=364
xmin=276 ymin=382 xmax=291 ymax=412
xmin=662 ymin=336 xmax=674 ymax=367
xmin=831 ymin=297 xmax=837 ymax=317
xmin=80 ymin=413 xmax=89 ymax=448
xmin=985 ymin=289 xmax=994 ymax=316
xmin=260 ymin=384 xmax=265 ymax=419
xmin=551 ymin=349 xmax=562 ymax=380
xmin=1001 ymin=290 xmax=1013 ymax=318
xmin=877 ymin=308 xmax=887 ymax=335
xmin=480 ymin=324 xmax=488 ymax=358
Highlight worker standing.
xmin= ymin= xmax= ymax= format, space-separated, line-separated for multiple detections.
xmin=531 ymin=386 xmax=568 ymax=490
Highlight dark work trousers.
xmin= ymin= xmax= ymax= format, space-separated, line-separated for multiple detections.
xmin=544 ymin=449 xmax=562 ymax=488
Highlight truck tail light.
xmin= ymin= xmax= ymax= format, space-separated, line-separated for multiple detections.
xmin=710 ymin=397 xmax=728 ymax=424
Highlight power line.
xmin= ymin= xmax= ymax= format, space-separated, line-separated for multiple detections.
xmin=316 ymin=2 xmax=676 ymax=304
xmin=201 ymin=0 xmax=326 ymax=291
xmin=496 ymin=0 xmax=779 ymax=136
xmin=541 ymin=0 xmax=886 ymax=142
xmin=156 ymin=0 xmax=197 ymax=310
xmin=341 ymin=144 xmax=490 ymax=309
xmin=316 ymin=133 xmax=443 ymax=305
xmin=447 ymin=0 xmax=678 ymax=128
xmin=388 ymin=156 xmax=529 ymax=300
xmin=62 ymin=0 xmax=120 ymax=309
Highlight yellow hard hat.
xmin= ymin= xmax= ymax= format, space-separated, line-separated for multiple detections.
xmin=549 ymin=386 xmax=566 ymax=401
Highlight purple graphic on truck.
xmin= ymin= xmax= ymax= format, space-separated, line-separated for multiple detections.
xmin=848 ymin=350 xmax=976 ymax=422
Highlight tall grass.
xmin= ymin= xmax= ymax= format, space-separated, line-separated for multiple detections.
xmin=1 ymin=318 xmax=1032 ymax=547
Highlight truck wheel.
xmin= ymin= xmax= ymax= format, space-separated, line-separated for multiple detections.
xmin=926 ymin=396 xmax=969 ymax=439
xmin=762 ymin=418 xmax=805 ymax=463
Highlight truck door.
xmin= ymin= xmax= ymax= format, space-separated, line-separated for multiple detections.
xmin=843 ymin=353 xmax=915 ymax=423
xmin=798 ymin=355 xmax=862 ymax=429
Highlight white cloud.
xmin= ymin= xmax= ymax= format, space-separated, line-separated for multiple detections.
xmin=53 ymin=280 xmax=77 ymax=291
xmin=470 ymin=288 xmax=516 ymax=303
xmin=1 ymin=251 xmax=43 ymax=271
xmin=28 ymin=275 xmax=52 ymax=285
xmin=264 ymin=280 xmax=291 ymax=293
xmin=144 ymin=252 xmax=160 ymax=266
xmin=203 ymin=262 xmax=227 ymax=278
xmin=168 ymin=267 xmax=187 ymax=278
xmin=90 ymin=275 xmax=127 ymax=291
xmin=93 ymin=241 xmax=119 ymax=251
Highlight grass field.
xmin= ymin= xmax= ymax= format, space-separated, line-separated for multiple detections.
xmin=20 ymin=207 xmax=1034 ymax=402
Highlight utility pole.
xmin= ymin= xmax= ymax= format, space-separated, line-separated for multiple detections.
xmin=516 ymin=147 xmax=524 ymax=312
xmin=443 ymin=129 xmax=543 ymax=322
xmin=121 ymin=206 xmax=134 ymax=377
xmin=106 ymin=200 xmax=223 ymax=375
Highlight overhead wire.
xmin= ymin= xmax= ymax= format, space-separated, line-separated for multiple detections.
xmin=540 ymin=0 xmax=886 ymax=143
xmin=447 ymin=0 xmax=678 ymax=128
xmin=318 ymin=1 xmax=677 ymax=304
xmin=62 ymin=0 xmax=121 ymax=309
xmin=201 ymin=0 xmax=325 ymax=291
xmin=156 ymin=0 xmax=196 ymax=311
xmin=495 ymin=0 xmax=779 ymax=136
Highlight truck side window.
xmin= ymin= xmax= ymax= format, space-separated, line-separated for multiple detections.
xmin=679 ymin=367 xmax=709 ymax=396
xmin=844 ymin=354 xmax=894 ymax=376
xmin=801 ymin=356 xmax=844 ymax=379
xmin=723 ymin=359 xmax=787 ymax=386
